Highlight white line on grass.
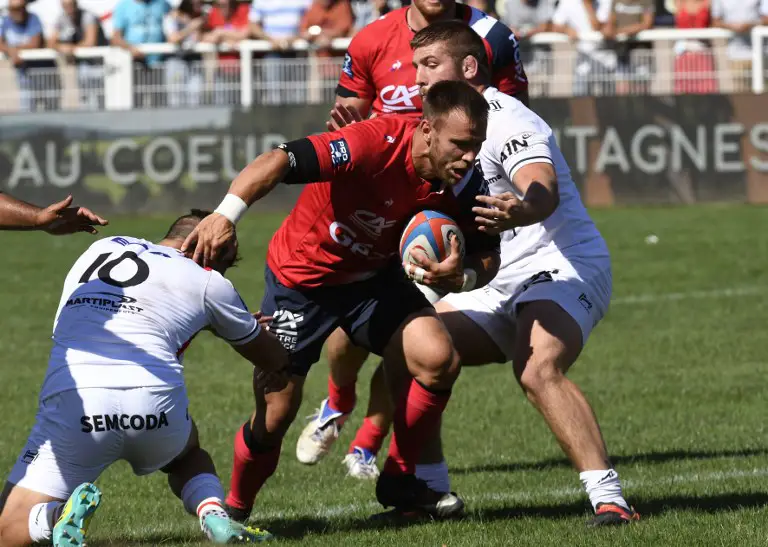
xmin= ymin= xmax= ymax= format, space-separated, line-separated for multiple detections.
xmin=613 ymin=286 xmax=768 ymax=305
xmin=252 ymin=467 xmax=768 ymax=521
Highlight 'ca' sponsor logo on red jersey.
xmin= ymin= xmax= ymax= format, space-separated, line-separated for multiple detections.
xmin=380 ymin=85 xmax=420 ymax=112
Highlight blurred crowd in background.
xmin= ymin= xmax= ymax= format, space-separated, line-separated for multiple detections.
xmin=0 ymin=0 xmax=767 ymax=110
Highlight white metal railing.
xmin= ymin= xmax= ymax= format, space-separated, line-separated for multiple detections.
xmin=2 ymin=27 xmax=768 ymax=112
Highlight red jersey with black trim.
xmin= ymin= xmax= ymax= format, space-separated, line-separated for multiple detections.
xmin=267 ymin=116 xmax=498 ymax=289
xmin=336 ymin=5 xmax=528 ymax=116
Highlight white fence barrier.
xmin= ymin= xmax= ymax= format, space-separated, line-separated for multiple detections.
xmin=1 ymin=27 xmax=768 ymax=112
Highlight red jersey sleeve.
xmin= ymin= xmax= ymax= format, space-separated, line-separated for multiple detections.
xmin=336 ymin=29 xmax=376 ymax=102
xmin=307 ymin=121 xmax=388 ymax=179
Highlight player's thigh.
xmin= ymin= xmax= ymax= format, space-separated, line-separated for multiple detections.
xmin=385 ymin=308 xmax=458 ymax=382
xmin=119 ymin=384 xmax=193 ymax=477
xmin=6 ymin=390 xmax=120 ymax=502
xmin=512 ymin=300 xmax=584 ymax=386
xmin=436 ymin=292 xmax=510 ymax=366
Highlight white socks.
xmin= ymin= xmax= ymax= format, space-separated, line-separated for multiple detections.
xmin=579 ymin=469 xmax=629 ymax=511
xmin=180 ymin=473 xmax=227 ymax=520
xmin=28 ymin=501 xmax=63 ymax=542
xmin=415 ymin=461 xmax=451 ymax=494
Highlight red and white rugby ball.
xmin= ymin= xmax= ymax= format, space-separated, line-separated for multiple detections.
xmin=399 ymin=210 xmax=465 ymax=265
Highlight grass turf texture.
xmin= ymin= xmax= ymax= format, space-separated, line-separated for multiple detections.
xmin=1 ymin=204 xmax=767 ymax=546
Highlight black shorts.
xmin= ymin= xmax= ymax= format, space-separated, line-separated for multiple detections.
xmin=261 ymin=263 xmax=432 ymax=376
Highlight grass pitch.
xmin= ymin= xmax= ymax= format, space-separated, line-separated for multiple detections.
xmin=1 ymin=204 xmax=767 ymax=546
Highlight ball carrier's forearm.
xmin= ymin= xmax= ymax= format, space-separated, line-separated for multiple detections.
xmin=215 ymin=150 xmax=292 ymax=223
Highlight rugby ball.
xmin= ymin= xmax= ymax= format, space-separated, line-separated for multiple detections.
xmin=399 ymin=210 xmax=465 ymax=265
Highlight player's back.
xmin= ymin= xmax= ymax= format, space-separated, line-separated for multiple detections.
xmin=479 ymin=87 xmax=606 ymax=266
xmin=42 ymin=236 xmax=216 ymax=399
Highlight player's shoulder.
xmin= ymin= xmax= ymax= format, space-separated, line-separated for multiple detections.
xmin=486 ymin=88 xmax=550 ymax=134
xmin=460 ymin=5 xmax=518 ymax=57
xmin=344 ymin=114 xmax=415 ymax=144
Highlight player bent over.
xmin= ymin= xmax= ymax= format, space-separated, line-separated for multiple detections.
xmin=0 ymin=210 xmax=288 ymax=546
xmin=183 ymin=81 xmax=501 ymax=522
xmin=298 ymin=21 xmax=639 ymax=526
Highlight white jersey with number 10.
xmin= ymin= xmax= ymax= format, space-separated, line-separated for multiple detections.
xmin=41 ymin=236 xmax=260 ymax=401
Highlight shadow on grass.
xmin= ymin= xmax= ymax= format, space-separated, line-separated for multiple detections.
xmin=259 ymin=492 xmax=768 ymax=539
xmin=88 ymin=531 xmax=201 ymax=546
xmin=451 ymin=447 xmax=768 ymax=475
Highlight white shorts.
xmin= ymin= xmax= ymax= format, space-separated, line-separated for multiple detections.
xmin=441 ymin=255 xmax=611 ymax=360
xmin=8 ymin=385 xmax=191 ymax=499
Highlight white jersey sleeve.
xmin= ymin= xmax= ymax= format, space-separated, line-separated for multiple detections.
xmin=496 ymin=129 xmax=554 ymax=182
xmin=204 ymin=272 xmax=261 ymax=346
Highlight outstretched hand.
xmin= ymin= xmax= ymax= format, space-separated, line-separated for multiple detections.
xmin=38 ymin=195 xmax=109 ymax=235
xmin=403 ymin=235 xmax=464 ymax=293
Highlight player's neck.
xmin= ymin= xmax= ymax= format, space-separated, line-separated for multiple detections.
xmin=157 ymin=238 xmax=183 ymax=252
xmin=406 ymin=6 xmax=456 ymax=33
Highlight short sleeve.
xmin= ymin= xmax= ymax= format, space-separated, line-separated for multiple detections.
xmin=305 ymin=122 xmax=377 ymax=179
xmin=336 ymin=30 xmax=376 ymax=101
xmin=28 ymin=14 xmax=43 ymax=35
xmin=112 ymin=1 xmax=127 ymax=32
xmin=82 ymin=11 xmax=98 ymax=27
xmin=498 ymin=130 xmax=553 ymax=181
xmin=204 ymin=272 xmax=261 ymax=345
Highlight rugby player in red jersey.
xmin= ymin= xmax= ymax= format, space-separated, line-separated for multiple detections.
xmin=183 ymin=81 xmax=501 ymax=522
xmin=327 ymin=0 xmax=529 ymax=130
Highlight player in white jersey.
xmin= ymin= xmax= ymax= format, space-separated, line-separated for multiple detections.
xmin=0 ymin=210 xmax=287 ymax=546
xmin=0 ymin=192 xmax=107 ymax=235
xmin=295 ymin=21 xmax=639 ymax=526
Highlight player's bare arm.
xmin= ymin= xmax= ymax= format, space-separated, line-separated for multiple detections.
xmin=326 ymin=100 xmax=368 ymax=131
xmin=232 ymin=332 xmax=291 ymax=393
xmin=473 ymin=162 xmax=559 ymax=235
xmin=0 ymin=193 xmax=108 ymax=234
xmin=182 ymin=149 xmax=292 ymax=266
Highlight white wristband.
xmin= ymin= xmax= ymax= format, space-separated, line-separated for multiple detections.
xmin=461 ymin=268 xmax=477 ymax=292
xmin=214 ymin=194 xmax=249 ymax=225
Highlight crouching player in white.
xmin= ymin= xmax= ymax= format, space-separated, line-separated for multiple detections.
xmin=0 ymin=210 xmax=287 ymax=546
xmin=298 ymin=21 xmax=639 ymax=526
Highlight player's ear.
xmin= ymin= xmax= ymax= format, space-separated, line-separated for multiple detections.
xmin=420 ymin=118 xmax=432 ymax=145
xmin=463 ymin=55 xmax=479 ymax=81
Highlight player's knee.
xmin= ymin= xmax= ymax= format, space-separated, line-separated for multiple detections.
xmin=0 ymin=514 xmax=30 ymax=547
xmin=515 ymin=352 xmax=565 ymax=398
xmin=411 ymin=339 xmax=460 ymax=389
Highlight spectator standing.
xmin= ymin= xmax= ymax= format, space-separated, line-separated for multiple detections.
xmin=111 ymin=0 xmax=171 ymax=107
xmin=551 ymin=0 xmax=616 ymax=96
xmin=165 ymin=0 xmax=206 ymax=106
xmin=50 ymin=0 xmax=105 ymax=109
xmin=712 ymin=0 xmax=765 ymax=92
xmin=672 ymin=0 xmax=717 ymax=93
xmin=204 ymin=0 xmax=250 ymax=105
xmin=602 ymin=0 xmax=655 ymax=94
xmin=249 ymin=0 xmax=311 ymax=103
xmin=0 ymin=0 xmax=60 ymax=111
